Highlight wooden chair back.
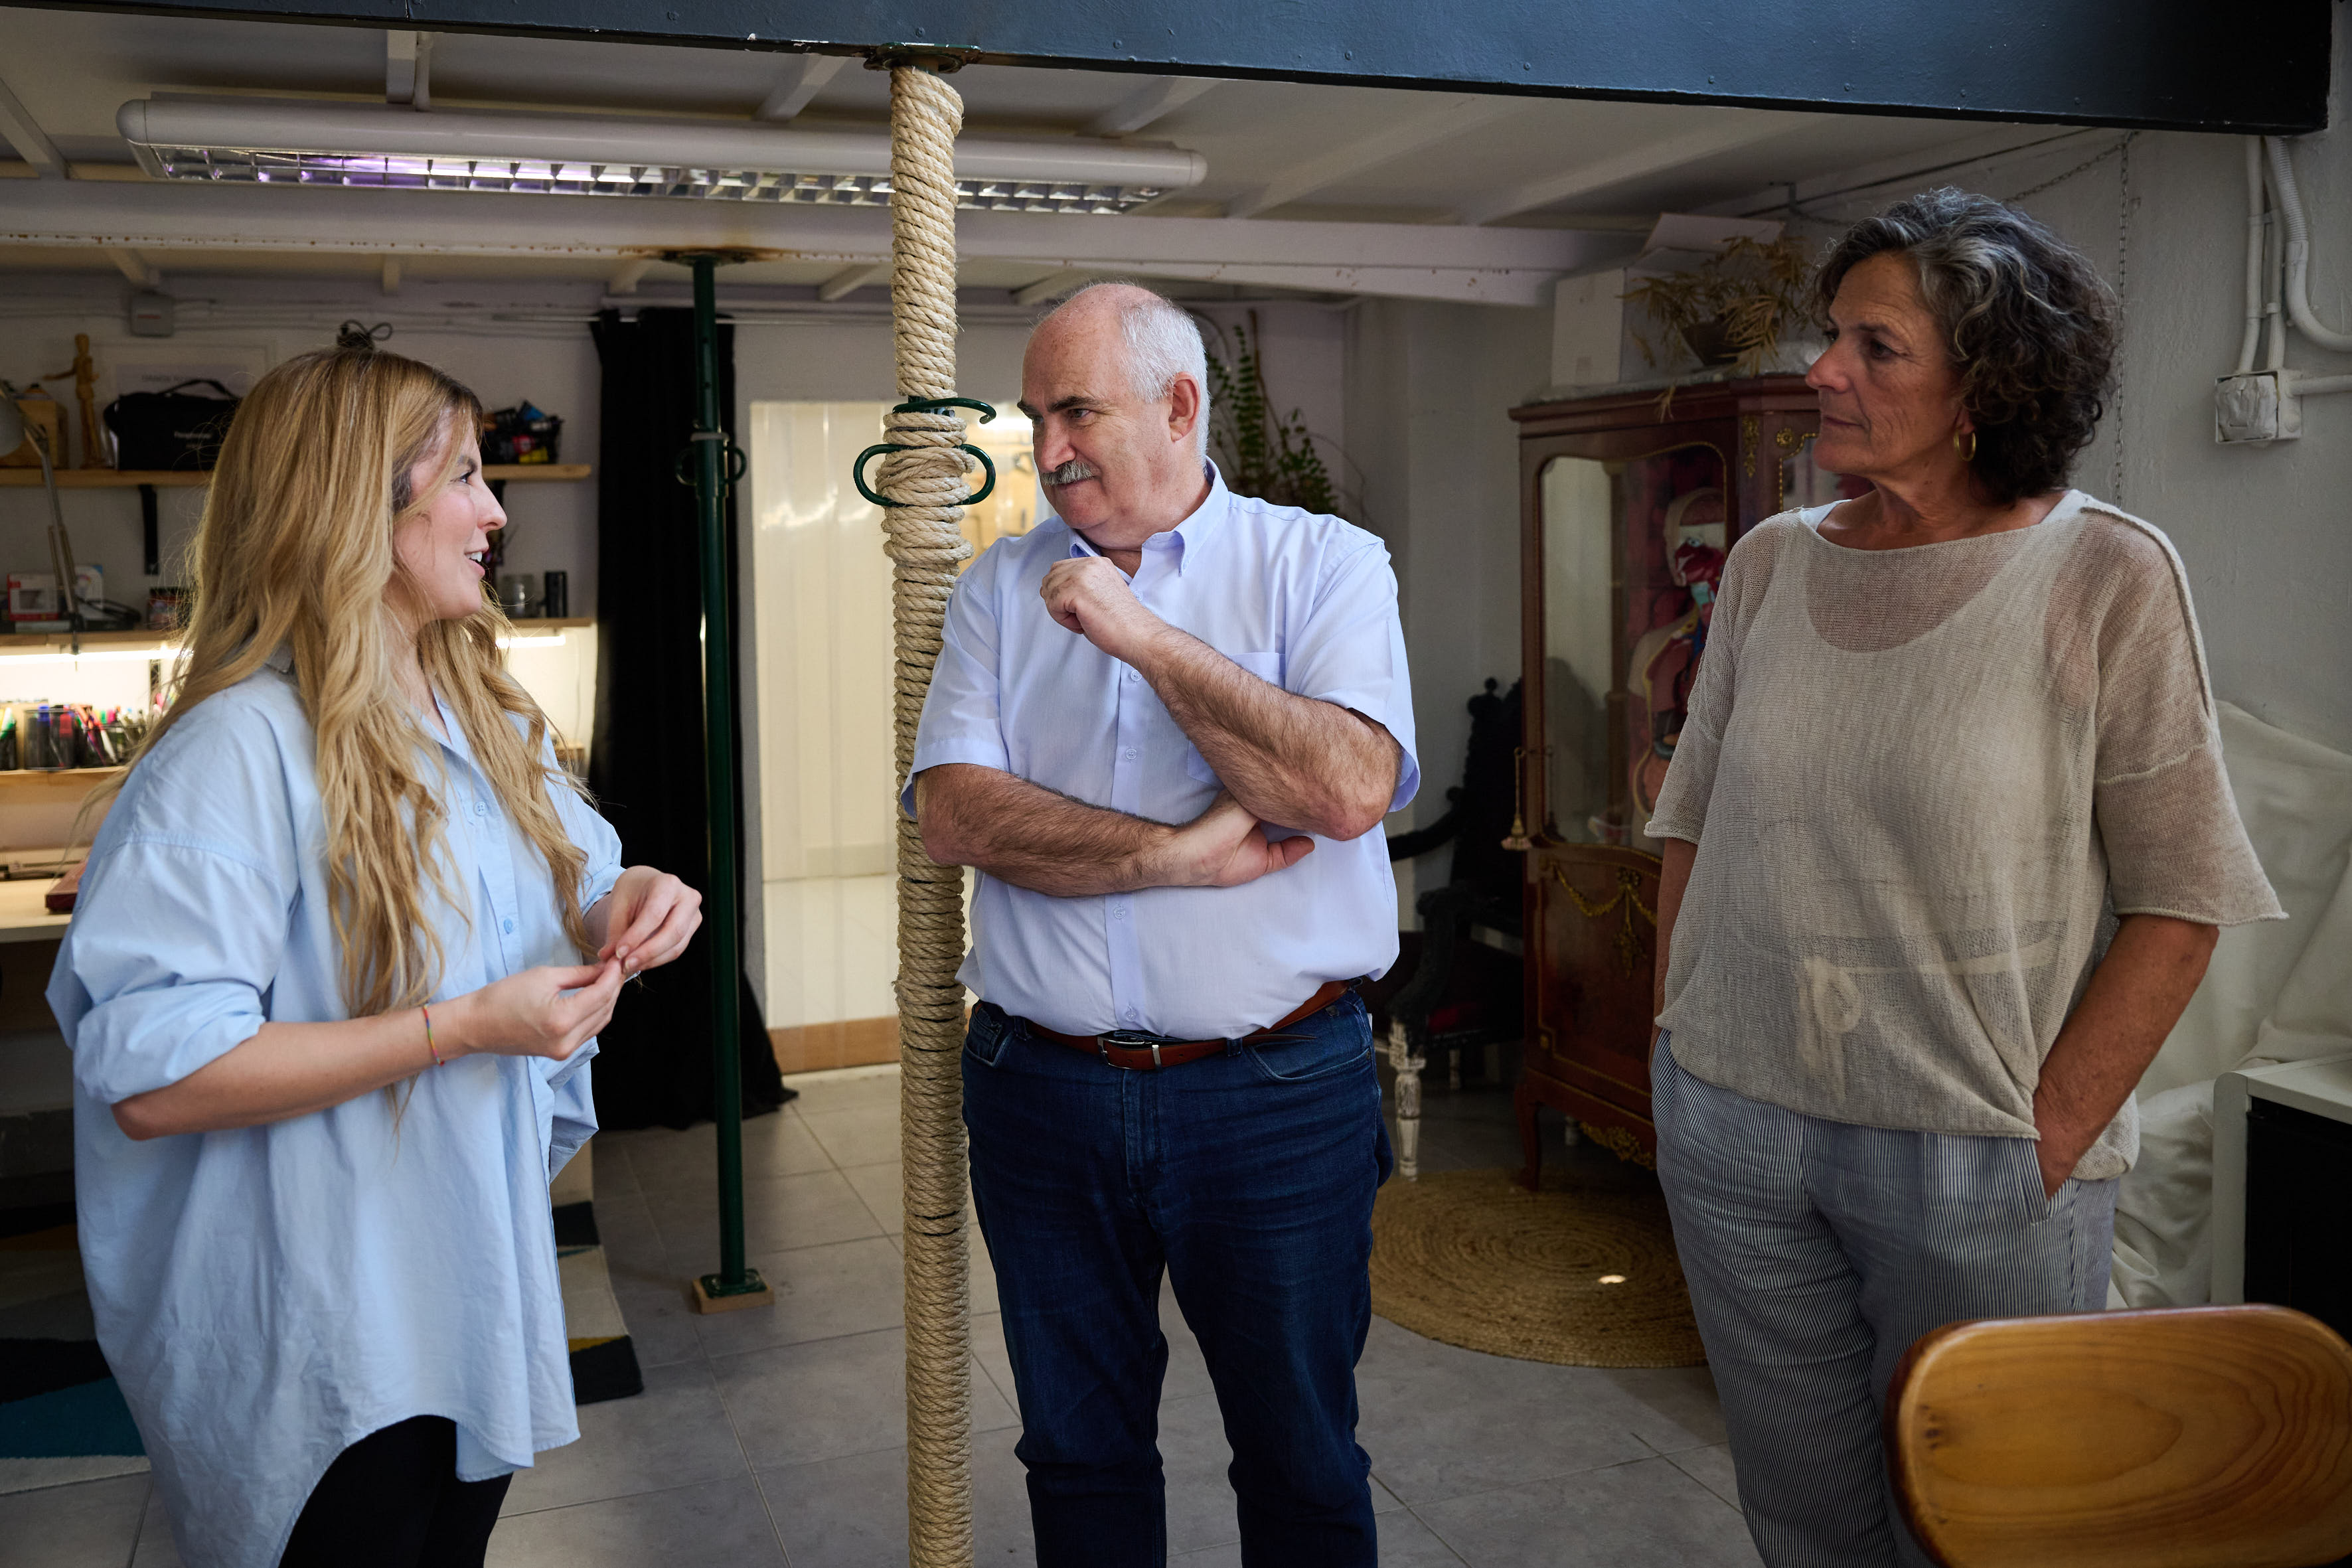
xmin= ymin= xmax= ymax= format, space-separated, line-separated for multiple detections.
xmin=1887 ymin=1304 xmax=2352 ymax=1568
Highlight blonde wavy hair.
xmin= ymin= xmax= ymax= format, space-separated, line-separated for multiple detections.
xmin=113 ymin=345 xmax=593 ymax=1018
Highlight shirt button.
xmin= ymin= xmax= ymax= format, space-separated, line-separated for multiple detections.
xmin=1110 ymin=905 xmax=1127 ymax=920
xmin=502 ymin=918 xmax=514 ymax=935
xmin=475 ymin=801 xmax=489 ymax=816
xmin=1123 ymin=1009 xmax=1140 ymax=1023
xmin=1122 ymin=747 xmax=1138 ymax=760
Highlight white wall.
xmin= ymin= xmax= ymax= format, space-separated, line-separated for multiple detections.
xmin=1344 ymin=297 xmax=1553 ymax=923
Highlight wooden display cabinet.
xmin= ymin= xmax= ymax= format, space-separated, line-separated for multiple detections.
xmin=1508 ymin=375 xmax=1844 ymax=1177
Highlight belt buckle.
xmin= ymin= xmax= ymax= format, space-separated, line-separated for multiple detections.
xmin=1098 ymin=1028 xmax=1165 ymax=1069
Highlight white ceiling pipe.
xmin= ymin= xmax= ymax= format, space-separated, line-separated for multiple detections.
xmin=2236 ymin=137 xmax=2264 ymax=376
xmin=118 ymin=97 xmax=1206 ymax=191
xmin=2264 ymin=135 xmax=2352 ymax=354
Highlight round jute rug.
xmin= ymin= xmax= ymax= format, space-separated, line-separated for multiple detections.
xmin=1370 ymin=1166 xmax=1705 ymax=1368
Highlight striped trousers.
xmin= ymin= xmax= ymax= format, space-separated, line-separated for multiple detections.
xmin=1652 ymin=1038 xmax=2116 ymax=1568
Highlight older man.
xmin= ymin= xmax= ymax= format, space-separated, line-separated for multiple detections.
xmin=905 ymin=282 xmax=1416 ymax=1566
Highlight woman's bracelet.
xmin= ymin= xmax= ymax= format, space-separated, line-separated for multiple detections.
xmin=422 ymin=1004 xmax=443 ymax=1068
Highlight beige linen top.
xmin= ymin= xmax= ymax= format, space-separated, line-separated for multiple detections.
xmin=1646 ymin=493 xmax=2282 ymax=1179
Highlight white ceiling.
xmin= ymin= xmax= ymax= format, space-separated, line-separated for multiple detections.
xmin=0 ymin=6 xmax=2092 ymax=303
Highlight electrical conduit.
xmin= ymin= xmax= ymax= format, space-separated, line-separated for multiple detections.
xmin=2265 ymin=135 xmax=2352 ymax=354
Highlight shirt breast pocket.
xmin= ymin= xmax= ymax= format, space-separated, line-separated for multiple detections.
xmin=1182 ymin=650 xmax=1283 ymax=786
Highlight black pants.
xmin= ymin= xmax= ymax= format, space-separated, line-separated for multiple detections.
xmin=279 ymin=1416 xmax=510 ymax=1568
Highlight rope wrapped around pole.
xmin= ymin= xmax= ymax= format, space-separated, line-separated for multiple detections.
xmin=881 ymin=60 xmax=977 ymax=1568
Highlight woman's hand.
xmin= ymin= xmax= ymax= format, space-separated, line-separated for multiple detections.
xmin=443 ymin=960 xmax=623 ymax=1062
xmin=590 ymin=866 xmax=703 ymax=975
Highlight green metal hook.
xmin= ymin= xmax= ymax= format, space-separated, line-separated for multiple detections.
xmin=852 ymin=441 xmax=997 ymax=509
xmin=673 ymin=432 xmax=747 ymax=490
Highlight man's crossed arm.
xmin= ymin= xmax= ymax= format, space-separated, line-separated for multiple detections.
xmin=915 ymin=767 xmax=1311 ymax=896
xmin=1040 ymin=556 xmax=1400 ymax=841
xmin=915 ymin=555 xmax=1401 ymax=894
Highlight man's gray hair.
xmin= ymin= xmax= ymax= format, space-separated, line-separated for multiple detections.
xmin=1041 ymin=281 xmax=1213 ymax=461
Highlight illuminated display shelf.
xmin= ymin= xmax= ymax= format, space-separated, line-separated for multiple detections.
xmin=0 ymin=464 xmax=590 ymax=488
xmin=0 ymin=617 xmax=592 ymax=655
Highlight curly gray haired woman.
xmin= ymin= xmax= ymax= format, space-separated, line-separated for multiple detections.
xmin=1642 ymin=188 xmax=2283 ymax=1568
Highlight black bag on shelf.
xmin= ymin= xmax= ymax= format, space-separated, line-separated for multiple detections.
xmin=102 ymin=379 xmax=242 ymax=471
xmin=479 ymin=402 xmax=563 ymax=465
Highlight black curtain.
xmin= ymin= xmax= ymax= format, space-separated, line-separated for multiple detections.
xmin=586 ymin=307 xmax=787 ymax=1131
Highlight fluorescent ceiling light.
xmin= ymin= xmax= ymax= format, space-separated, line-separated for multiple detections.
xmin=118 ymin=98 xmax=1206 ymax=214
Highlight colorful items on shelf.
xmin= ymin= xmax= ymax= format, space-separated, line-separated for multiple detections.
xmin=0 ymin=702 xmax=157 ymax=771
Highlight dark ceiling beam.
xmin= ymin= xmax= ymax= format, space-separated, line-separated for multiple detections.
xmin=23 ymin=0 xmax=2335 ymax=135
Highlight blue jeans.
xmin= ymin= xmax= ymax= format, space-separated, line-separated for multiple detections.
xmin=962 ymin=993 xmax=1393 ymax=1568
xmin=1652 ymin=1038 xmax=2118 ymax=1568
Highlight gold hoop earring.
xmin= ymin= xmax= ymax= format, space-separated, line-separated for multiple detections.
xmin=1954 ymin=430 xmax=1978 ymax=463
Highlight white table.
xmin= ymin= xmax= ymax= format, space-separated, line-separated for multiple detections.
xmin=2212 ymin=1053 xmax=2352 ymax=1304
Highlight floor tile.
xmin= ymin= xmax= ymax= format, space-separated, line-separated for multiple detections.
xmin=777 ymin=1066 xmax=905 ymax=1119
xmin=971 ymin=1312 xmax=1018 ymax=1412
xmin=129 ymin=1481 xmax=181 ymax=1567
xmin=691 ymin=1236 xmax=906 ymax=1358
xmin=606 ymin=1111 xmax=832 ymax=1197
xmin=501 ymin=1360 xmax=747 ymax=1517
xmin=646 ymin=1166 xmax=884 ymax=1263
xmin=799 ymin=1103 xmax=907 ymax=1169
xmin=1155 ymin=1391 xmax=1240 ymax=1555
xmin=486 ymin=1475 xmax=785 ymax=1566
xmin=759 ymin=1425 xmax=1034 ymax=1568
xmin=1597 ymin=1366 xmax=1729 ymax=1452
xmin=0 ymin=1473 xmax=149 ymax=1568
xmin=1354 ymin=1318 xmax=1657 ymax=1506
xmin=714 ymin=1327 xmax=1018 ymax=1472
xmin=1413 ymin=1456 xmax=1761 ymax=1568
xmin=1666 ymin=1443 xmax=1742 ymax=1510
xmin=591 ymin=1193 xmax=705 ymax=1371
xmin=1375 ymin=1510 xmax=1473 ymax=1566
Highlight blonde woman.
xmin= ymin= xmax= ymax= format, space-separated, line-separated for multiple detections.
xmin=48 ymin=346 xmax=702 ymax=1568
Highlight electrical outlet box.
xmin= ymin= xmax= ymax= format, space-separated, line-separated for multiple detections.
xmin=2215 ymin=370 xmax=2303 ymax=444
xmin=126 ymin=291 xmax=175 ymax=337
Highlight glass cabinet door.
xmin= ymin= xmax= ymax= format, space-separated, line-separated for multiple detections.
xmin=1535 ymin=442 xmax=1727 ymax=848
xmin=1538 ymin=455 xmax=1613 ymax=843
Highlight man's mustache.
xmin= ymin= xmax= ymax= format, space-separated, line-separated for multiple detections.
xmin=1044 ymin=459 xmax=1100 ymax=487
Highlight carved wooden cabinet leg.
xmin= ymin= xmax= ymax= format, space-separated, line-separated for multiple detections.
xmin=1515 ymin=1081 xmax=1543 ymax=1192
xmin=1387 ymin=1018 xmax=1425 ymax=1181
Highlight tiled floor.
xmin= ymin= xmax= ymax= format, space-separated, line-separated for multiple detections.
xmin=20 ymin=1063 xmax=1759 ymax=1568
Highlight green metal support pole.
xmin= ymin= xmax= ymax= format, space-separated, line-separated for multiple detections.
xmin=684 ymin=252 xmax=767 ymax=1310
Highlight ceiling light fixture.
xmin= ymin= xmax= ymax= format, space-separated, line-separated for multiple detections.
xmin=118 ymin=98 xmax=1206 ymax=214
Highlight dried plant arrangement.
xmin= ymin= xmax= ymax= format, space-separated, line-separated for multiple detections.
xmin=1202 ymin=311 xmax=1341 ymax=516
xmin=1622 ymin=236 xmax=1816 ymax=386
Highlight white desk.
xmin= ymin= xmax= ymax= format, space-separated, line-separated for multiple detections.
xmin=2212 ymin=1053 xmax=2352 ymax=1304
xmin=0 ymin=878 xmax=71 ymax=945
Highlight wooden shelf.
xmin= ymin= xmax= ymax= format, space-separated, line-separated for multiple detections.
xmin=0 ymin=617 xmax=592 ymax=653
xmin=0 ymin=767 xmax=121 ymax=790
xmin=0 ymin=464 xmax=590 ymax=488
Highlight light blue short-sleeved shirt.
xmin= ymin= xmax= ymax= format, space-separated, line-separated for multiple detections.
xmin=47 ymin=651 xmax=623 ymax=1568
xmin=904 ymin=467 xmax=1419 ymax=1040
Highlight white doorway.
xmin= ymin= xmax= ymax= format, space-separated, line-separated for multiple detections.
xmin=748 ymin=400 xmax=1039 ymax=1071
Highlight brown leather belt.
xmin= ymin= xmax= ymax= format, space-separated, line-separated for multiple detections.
xmin=1022 ymin=979 xmax=1354 ymax=1071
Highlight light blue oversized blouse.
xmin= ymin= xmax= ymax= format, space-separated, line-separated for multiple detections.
xmin=47 ymin=651 xmax=623 ymax=1568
